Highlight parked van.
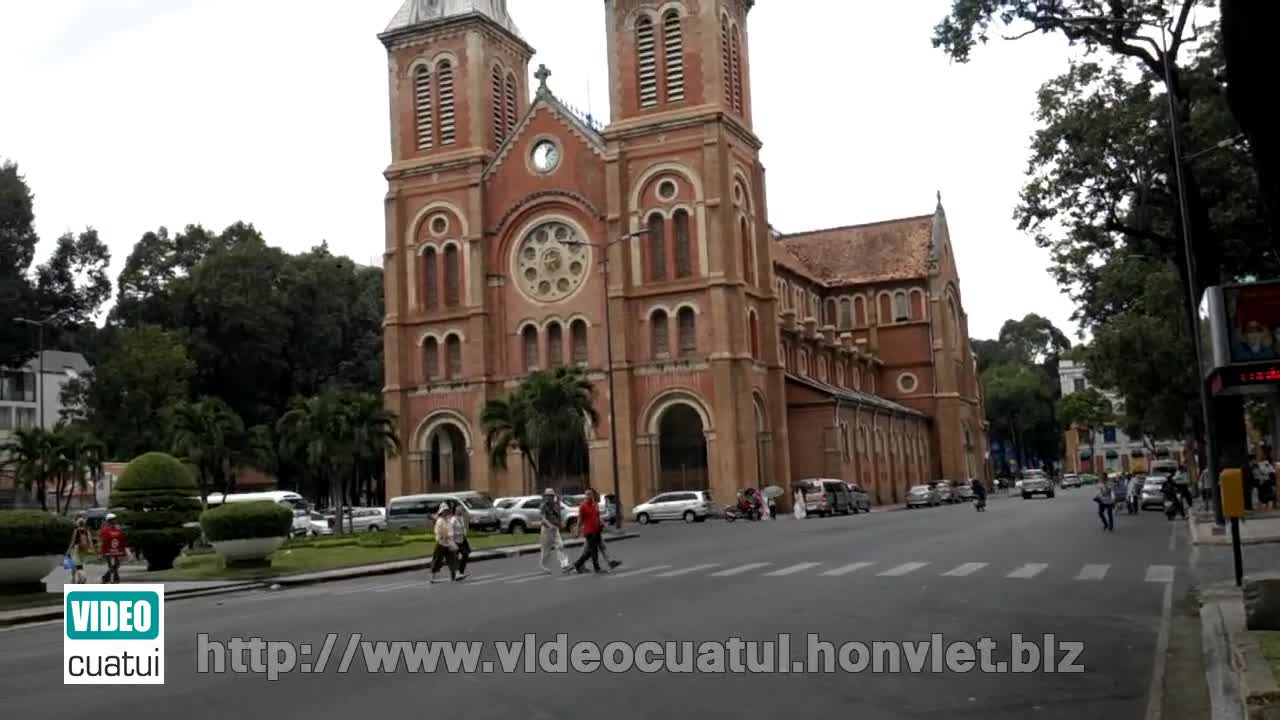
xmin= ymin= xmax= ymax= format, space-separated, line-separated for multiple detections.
xmin=205 ymin=491 xmax=311 ymax=536
xmin=385 ymin=491 xmax=500 ymax=532
xmin=793 ymin=478 xmax=853 ymax=517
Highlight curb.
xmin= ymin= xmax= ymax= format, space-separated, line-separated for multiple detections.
xmin=0 ymin=581 xmax=264 ymax=628
xmin=1202 ymin=599 xmax=1248 ymax=720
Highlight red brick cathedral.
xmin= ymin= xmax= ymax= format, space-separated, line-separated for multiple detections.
xmin=379 ymin=0 xmax=991 ymax=509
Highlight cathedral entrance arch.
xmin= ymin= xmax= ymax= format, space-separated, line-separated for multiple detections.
xmin=413 ymin=412 xmax=471 ymax=492
xmin=753 ymin=392 xmax=772 ymax=488
xmin=641 ymin=392 xmax=713 ymax=495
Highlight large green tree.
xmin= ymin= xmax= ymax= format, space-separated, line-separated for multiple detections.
xmin=1057 ymin=387 xmax=1116 ymax=469
xmin=166 ymin=396 xmax=249 ymax=508
xmin=482 ymin=367 xmax=599 ymax=495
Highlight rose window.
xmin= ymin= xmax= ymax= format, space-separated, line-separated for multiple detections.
xmin=514 ymin=221 xmax=590 ymax=302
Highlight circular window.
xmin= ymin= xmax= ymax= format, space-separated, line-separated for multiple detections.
xmin=656 ymin=179 xmax=677 ymax=202
xmin=897 ymin=373 xmax=918 ymax=394
xmin=513 ymin=220 xmax=591 ymax=302
xmin=429 ymin=215 xmax=449 ymax=237
xmin=531 ymin=140 xmax=560 ymax=174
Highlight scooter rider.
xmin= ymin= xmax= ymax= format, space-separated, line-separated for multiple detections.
xmin=971 ymin=477 xmax=986 ymax=511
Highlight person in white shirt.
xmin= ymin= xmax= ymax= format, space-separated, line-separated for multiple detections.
xmin=431 ymin=505 xmax=461 ymax=583
xmin=1127 ymin=475 xmax=1142 ymax=515
xmin=448 ymin=499 xmax=471 ymax=578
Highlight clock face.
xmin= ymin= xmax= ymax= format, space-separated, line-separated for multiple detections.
xmin=531 ymin=140 xmax=560 ymax=173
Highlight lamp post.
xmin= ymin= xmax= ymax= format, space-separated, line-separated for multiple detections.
xmin=14 ymin=317 xmax=48 ymax=430
xmin=567 ymin=230 xmax=649 ymax=529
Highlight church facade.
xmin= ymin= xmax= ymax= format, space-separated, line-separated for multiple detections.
xmin=378 ymin=0 xmax=990 ymax=509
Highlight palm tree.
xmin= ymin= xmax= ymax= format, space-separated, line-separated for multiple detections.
xmin=50 ymin=425 xmax=106 ymax=514
xmin=482 ymin=367 xmax=599 ymax=494
xmin=167 ymin=397 xmax=246 ymax=508
xmin=1 ymin=428 xmax=55 ymax=511
xmin=346 ymin=393 xmax=400 ymax=513
xmin=277 ymin=392 xmax=354 ymax=532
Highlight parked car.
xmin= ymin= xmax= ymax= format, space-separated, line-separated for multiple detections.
xmin=1140 ymin=477 xmax=1166 ymax=510
xmin=793 ymin=478 xmax=854 ymax=517
xmin=385 ymin=491 xmax=501 ymax=532
xmin=1020 ymin=470 xmax=1055 ymax=499
xmin=929 ymin=481 xmax=956 ymax=504
xmin=906 ymin=484 xmax=941 ymax=508
xmin=952 ymin=480 xmax=975 ymax=502
xmin=844 ymin=482 xmax=872 ymax=513
xmin=632 ymin=490 xmax=717 ymax=524
xmin=1060 ymin=474 xmax=1081 ymax=489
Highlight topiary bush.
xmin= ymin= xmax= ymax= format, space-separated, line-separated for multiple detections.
xmin=200 ymin=502 xmax=293 ymax=542
xmin=0 ymin=511 xmax=75 ymax=559
xmin=110 ymin=452 xmax=201 ymax=571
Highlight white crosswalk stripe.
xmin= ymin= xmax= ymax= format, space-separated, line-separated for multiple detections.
xmin=656 ymin=563 xmax=720 ymax=578
xmin=609 ymin=565 xmax=672 ymax=579
xmin=1145 ymin=565 xmax=1175 ymax=583
xmin=766 ymin=562 xmax=822 ymax=577
xmin=820 ymin=562 xmax=875 ymax=577
xmin=373 ymin=581 xmax=423 ymax=593
xmin=710 ymin=562 xmax=771 ymax=577
xmin=878 ymin=562 xmax=929 ymax=577
xmin=1075 ymin=564 xmax=1110 ymax=581
xmin=1006 ymin=563 xmax=1048 ymax=579
xmin=942 ymin=562 xmax=987 ymax=577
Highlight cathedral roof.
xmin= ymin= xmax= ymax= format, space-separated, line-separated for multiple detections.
xmin=774 ymin=214 xmax=935 ymax=287
xmin=786 ymin=373 xmax=927 ymax=419
xmin=384 ymin=0 xmax=523 ymax=38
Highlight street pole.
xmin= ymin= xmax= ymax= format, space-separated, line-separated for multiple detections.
xmin=601 ymin=242 xmax=623 ymax=530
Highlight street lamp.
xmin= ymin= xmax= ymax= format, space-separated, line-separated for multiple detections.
xmin=14 ymin=316 xmax=53 ymax=431
xmin=566 ymin=229 xmax=650 ymax=529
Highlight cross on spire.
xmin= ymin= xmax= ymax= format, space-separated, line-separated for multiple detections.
xmin=535 ymin=64 xmax=552 ymax=91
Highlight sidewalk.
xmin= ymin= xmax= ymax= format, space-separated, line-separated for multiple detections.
xmin=1191 ymin=510 xmax=1280 ymax=546
xmin=0 ymin=532 xmax=639 ymax=628
xmin=1199 ymin=582 xmax=1280 ymax=719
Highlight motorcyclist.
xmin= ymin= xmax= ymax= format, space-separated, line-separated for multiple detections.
xmin=970 ymin=477 xmax=986 ymax=511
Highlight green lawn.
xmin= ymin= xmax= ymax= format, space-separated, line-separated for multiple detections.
xmin=146 ymin=532 xmax=537 ymax=580
xmin=1259 ymin=632 xmax=1280 ymax=682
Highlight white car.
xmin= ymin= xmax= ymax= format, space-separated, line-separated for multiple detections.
xmin=310 ymin=507 xmax=386 ymax=535
xmin=1060 ymin=474 xmax=1081 ymax=489
xmin=632 ymin=491 xmax=716 ymax=524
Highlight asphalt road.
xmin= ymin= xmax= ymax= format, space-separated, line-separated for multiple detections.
xmin=2 ymin=489 xmax=1187 ymax=719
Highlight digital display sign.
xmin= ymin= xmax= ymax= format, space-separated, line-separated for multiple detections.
xmin=1210 ymin=363 xmax=1280 ymax=395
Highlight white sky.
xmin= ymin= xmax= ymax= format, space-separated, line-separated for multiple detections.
xmin=1 ymin=0 xmax=1083 ymax=340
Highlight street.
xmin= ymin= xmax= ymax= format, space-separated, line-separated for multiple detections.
xmin=2 ymin=490 xmax=1185 ymax=719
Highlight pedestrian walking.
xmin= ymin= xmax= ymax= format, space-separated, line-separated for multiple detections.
xmin=572 ymin=488 xmax=607 ymax=574
xmin=66 ymin=518 xmax=93 ymax=584
xmin=98 ymin=514 xmax=127 ymax=584
xmin=1093 ymin=475 xmax=1116 ymax=531
xmin=793 ymin=488 xmax=806 ymax=519
xmin=1126 ymin=474 xmax=1142 ymax=515
xmin=1174 ymin=464 xmax=1194 ymax=510
xmin=448 ymin=500 xmax=471 ymax=576
xmin=539 ymin=488 xmax=570 ymax=574
xmin=430 ymin=505 xmax=461 ymax=582
xmin=1199 ymin=466 xmax=1212 ymax=511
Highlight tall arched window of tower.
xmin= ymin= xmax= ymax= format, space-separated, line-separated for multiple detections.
xmin=414 ymin=65 xmax=433 ymax=150
xmin=491 ymin=64 xmax=506 ymax=149
xmin=636 ymin=16 xmax=659 ymax=108
xmin=522 ymin=326 xmax=539 ymax=372
xmin=720 ymin=16 xmax=731 ymax=107
xmin=662 ymin=10 xmax=685 ymax=103
xmin=650 ymin=309 xmax=670 ymax=359
xmin=748 ymin=310 xmax=760 ymax=360
xmin=443 ymin=245 xmax=461 ymax=307
xmin=422 ymin=247 xmax=438 ymax=310
xmin=740 ymin=218 xmax=754 ymax=285
xmin=647 ymin=213 xmax=667 ymax=281
xmin=677 ymin=307 xmax=697 ymax=356
xmin=571 ymin=319 xmax=589 ymax=366
xmin=730 ymin=26 xmax=743 ymax=114
xmin=673 ymin=209 xmax=693 ymax=278
xmin=423 ymin=337 xmax=439 ymax=382
xmin=436 ymin=60 xmax=456 ymax=145
xmin=547 ymin=322 xmax=564 ymax=367
xmin=504 ymin=73 xmax=518 ymax=135
xmin=445 ymin=334 xmax=462 ymax=379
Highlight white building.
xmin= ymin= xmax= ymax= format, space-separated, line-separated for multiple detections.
xmin=1058 ymin=359 xmax=1182 ymax=473
xmin=0 ymin=350 xmax=91 ymax=440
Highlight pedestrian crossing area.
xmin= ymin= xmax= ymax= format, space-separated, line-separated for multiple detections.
xmin=334 ymin=559 xmax=1178 ymax=596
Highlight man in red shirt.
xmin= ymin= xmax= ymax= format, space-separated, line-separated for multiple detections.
xmin=572 ymin=489 xmax=605 ymax=574
xmin=98 ymin=513 xmax=128 ymax=584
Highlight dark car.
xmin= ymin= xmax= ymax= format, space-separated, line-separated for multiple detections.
xmin=844 ymin=482 xmax=872 ymax=513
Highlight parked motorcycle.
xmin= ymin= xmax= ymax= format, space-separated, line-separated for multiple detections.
xmin=724 ymin=504 xmax=762 ymax=522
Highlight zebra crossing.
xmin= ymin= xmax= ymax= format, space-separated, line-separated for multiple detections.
xmin=336 ymin=559 xmax=1178 ymax=596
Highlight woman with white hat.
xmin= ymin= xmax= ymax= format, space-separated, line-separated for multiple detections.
xmin=430 ymin=504 xmax=462 ymax=582
xmin=538 ymin=488 xmax=570 ymax=574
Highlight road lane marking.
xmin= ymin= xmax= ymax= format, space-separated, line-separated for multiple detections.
xmin=656 ymin=563 xmax=720 ymax=578
xmin=374 ymin=581 xmax=424 ymax=593
xmin=820 ymin=562 xmax=875 ymax=577
xmin=710 ymin=562 xmax=771 ymax=577
xmin=941 ymin=563 xmax=987 ymax=577
xmin=508 ymin=573 xmax=556 ymax=584
xmin=609 ymin=564 xmax=673 ymax=579
xmin=878 ymin=562 xmax=929 ymax=577
xmin=765 ymin=562 xmax=821 ymax=577
xmin=464 ymin=571 xmax=548 ymax=586
xmin=1145 ymin=565 xmax=1175 ymax=583
xmin=1075 ymin=564 xmax=1110 ymax=581
xmin=1006 ymin=563 xmax=1048 ymax=579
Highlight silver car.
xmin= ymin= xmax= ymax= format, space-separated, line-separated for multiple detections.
xmin=906 ymin=484 xmax=940 ymax=508
xmin=500 ymin=495 xmax=581 ymax=534
xmin=929 ymin=481 xmax=955 ymax=504
xmin=1140 ymin=478 xmax=1166 ymax=510
xmin=632 ymin=490 xmax=717 ymax=524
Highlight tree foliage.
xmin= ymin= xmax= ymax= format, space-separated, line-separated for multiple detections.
xmin=482 ymin=367 xmax=599 ymax=494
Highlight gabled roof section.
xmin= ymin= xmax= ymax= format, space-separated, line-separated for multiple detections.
xmin=484 ymin=83 xmax=606 ymax=179
xmin=773 ymin=213 xmax=935 ymax=287
xmin=785 ymin=373 xmax=927 ymax=419
xmin=382 ymin=0 xmax=523 ymax=41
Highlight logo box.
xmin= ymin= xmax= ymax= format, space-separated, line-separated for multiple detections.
xmin=64 ymin=584 xmax=165 ymax=685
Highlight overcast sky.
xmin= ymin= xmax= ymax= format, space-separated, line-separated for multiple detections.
xmin=2 ymin=0 xmax=1086 ymax=340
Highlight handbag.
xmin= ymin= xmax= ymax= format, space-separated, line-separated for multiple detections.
xmin=62 ymin=555 xmax=75 ymax=570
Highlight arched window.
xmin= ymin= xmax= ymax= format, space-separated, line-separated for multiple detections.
xmin=677 ymin=307 xmax=696 ymax=356
xmin=491 ymin=65 xmax=506 ymax=148
xmin=422 ymin=247 xmax=438 ymax=310
xmin=436 ymin=60 xmax=456 ymax=145
xmin=423 ymin=338 xmax=439 ymax=382
xmin=571 ymin=319 xmax=588 ymax=365
xmin=522 ymin=326 xmax=539 ymax=372
xmin=818 ymin=356 xmax=829 ymax=382
xmin=798 ymin=350 xmax=809 ymax=376
xmin=836 ymin=362 xmax=846 ymax=387
xmin=673 ymin=209 xmax=692 ymax=278
xmin=637 ymin=16 xmax=658 ymax=108
xmin=878 ymin=293 xmax=892 ymax=325
xmin=648 ymin=213 xmax=667 ymax=281
xmin=730 ymin=27 xmax=743 ymax=114
xmin=445 ymin=334 xmax=462 ymax=379
xmin=749 ymin=311 xmax=760 ymax=360
xmin=651 ymin=309 xmax=669 ymax=358
xmin=663 ymin=10 xmax=684 ymax=103
xmin=414 ymin=65 xmax=433 ymax=150
xmin=947 ymin=296 xmax=960 ymax=349
xmin=910 ymin=289 xmax=925 ymax=321
xmin=839 ymin=298 xmax=852 ymax=328
xmin=893 ymin=291 xmax=909 ymax=322
xmin=740 ymin=219 xmax=754 ymax=285
xmin=853 ymin=367 xmax=862 ymax=390
xmin=443 ymin=245 xmax=460 ymax=307
xmin=853 ymin=296 xmax=867 ymax=327
xmin=504 ymin=73 xmax=517 ymax=135
xmin=720 ymin=16 xmax=731 ymax=106
xmin=824 ymin=299 xmax=837 ymax=327
xmin=546 ymin=322 xmax=563 ymax=367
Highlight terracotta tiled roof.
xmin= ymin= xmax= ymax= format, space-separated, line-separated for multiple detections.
xmin=773 ymin=214 xmax=934 ymax=286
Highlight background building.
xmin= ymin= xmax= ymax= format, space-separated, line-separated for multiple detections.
xmin=378 ymin=0 xmax=990 ymax=509
xmin=1058 ymin=359 xmax=1183 ymax=474
xmin=0 ymin=350 xmax=91 ymax=507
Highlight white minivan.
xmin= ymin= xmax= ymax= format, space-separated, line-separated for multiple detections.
xmin=206 ymin=490 xmax=311 ymax=536
xmin=385 ymin=492 xmax=501 ymax=532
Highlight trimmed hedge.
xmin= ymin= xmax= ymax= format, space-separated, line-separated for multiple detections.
xmin=110 ymin=452 xmax=201 ymax=571
xmin=200 ymin=502 xmax=293 ymax=542
xmin=357 ymin=532 xmax=405 ymax=548
xmin=0 ymin=511 xmax=75 ymax=559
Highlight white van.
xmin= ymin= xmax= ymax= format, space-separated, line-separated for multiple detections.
xmin=206 ymin=491 xmax=311 ymax=536
xmin=385 ymin=492 xmax=500 ymax=532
